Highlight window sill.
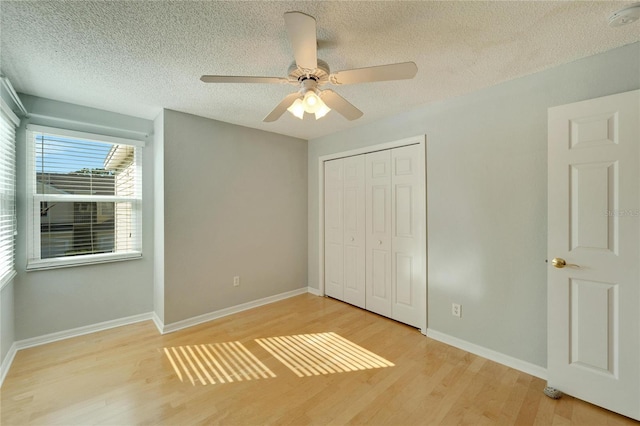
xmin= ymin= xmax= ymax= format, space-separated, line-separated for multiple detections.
xmin=26 ymin=252 xmax=142 ymax=271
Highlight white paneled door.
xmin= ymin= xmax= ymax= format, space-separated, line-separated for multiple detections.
xmin=391 ymin=145 xmax=425 ymax=328
xmin=324 ymin=159 xmax=344 ymax=301
xmin=325 ymin=156 xmax=367 ymax=308
xmin=343 ymin=155 xmax=366 ymax=309
xmin=547 ymin=90 xmax=639 ymax=420
xmin=365 ymin=150 xmax=393 ymax=318
xmin=324 ymin=140 xmax=426 ymax=330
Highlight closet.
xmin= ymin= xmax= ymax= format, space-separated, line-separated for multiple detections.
xmin=324 ymin=143 xmax=425 ymax=329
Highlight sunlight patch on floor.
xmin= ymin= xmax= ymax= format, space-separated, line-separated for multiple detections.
xmin=255 ymin=332 xmax=394 ymax=377
xmin=163 ymin=342 xmax=276 ymax=386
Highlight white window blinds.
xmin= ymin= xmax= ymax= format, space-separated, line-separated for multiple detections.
xmin=26 ymin=125 xmax=143 ymax=270
xmin=0 ymin=103 xmax=18 ymax=287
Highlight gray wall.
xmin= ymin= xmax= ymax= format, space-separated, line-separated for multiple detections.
xmin=1 ymin=282 xmax=14 ymax=364
xmin=162 ymin=110 xmax=307 ymax=324
xmin=14 ymin=95 xmax=155 ymax=340
xmin=308 ymin=42 xmax=640 ymax=368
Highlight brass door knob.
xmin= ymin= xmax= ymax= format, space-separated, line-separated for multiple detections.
xmin=552 ymin=257 xmax=580 ymax=268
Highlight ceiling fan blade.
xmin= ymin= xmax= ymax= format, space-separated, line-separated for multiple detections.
xmin=201 ymin=75 xmax=289 ymax=84
xmin=330 ymin=62 xmax=418 ymax=85
xmin=284 ymin=11 xmax=317 ymax=70
xmin=320 ymin=90 xmax=363 ymax=121
xmin=263 ymin=92 xmax=302 ymax=122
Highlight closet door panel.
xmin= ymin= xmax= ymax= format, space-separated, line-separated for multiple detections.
xmin=372 ymin=250 xmax=390 ymax=298
xmin=324 ymin=159 xmax=344 ymax=300
xmin=365 ymin=150 xmax=392 ymax=317
xmin=391 ymin=144 xmax=425 ymax=328
xmin=395 ymin=253 xmax=413 ymax=305
xmin=343 ymin=155 xmax=366 ymax=308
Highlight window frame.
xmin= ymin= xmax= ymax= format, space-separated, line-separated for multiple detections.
xmin=25 ymin=124 xmax=144 ymax=271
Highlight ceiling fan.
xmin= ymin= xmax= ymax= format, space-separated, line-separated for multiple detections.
xmin=200 ymin=12 xmax=418 ymax=122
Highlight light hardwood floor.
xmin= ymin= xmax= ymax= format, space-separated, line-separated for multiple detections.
xmin=1 ymin=294 xmax=637 ymax=425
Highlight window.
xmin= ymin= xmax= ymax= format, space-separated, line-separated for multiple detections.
xmin=0 ymin=101 xmax=18 ymax=287
xmin=26 ymin=125 xmax=143 ymax=270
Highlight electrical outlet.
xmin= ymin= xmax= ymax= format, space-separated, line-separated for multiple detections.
xmin=452 ymin=303 xmax=462 ymax=318
xmin=233 ymin=276 xmax=240 ymax=287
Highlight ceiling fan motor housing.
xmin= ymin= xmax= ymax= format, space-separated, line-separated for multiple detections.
xmin=288 ymin=59 xmax=331 ymax=85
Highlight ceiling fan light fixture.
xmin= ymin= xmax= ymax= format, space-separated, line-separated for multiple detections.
xmin=287 ymin=89 xmax=332 ymax=120
xmin=287 ymin=98 xmax=305 ymax=119
xmin=303 ymin=90 xmax=320 ymax=111
xmin=304 ymin=91 xmax=330 ymax=116
xmin=314 ymin=103 xmax=331 ymax=120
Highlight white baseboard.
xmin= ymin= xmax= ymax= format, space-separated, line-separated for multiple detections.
xmin=307 ymin=286 xmax=322 ymax=296
xmin=14 ymin=312 xmax=155 ymax=351
xmin=1 ymin=312 xmax=154 ymax=388
xmin=426 ymin=328 xmax=547 ymax=380
xmin=0 ymin=342 xmax=18 ymax=387
xmin=0 ymin=286 xmax=327 ymax=386
xmin=151 ymin=312 xmax=164 ymax=334
xmin=161 ymin=287 xmax=309 ymax=334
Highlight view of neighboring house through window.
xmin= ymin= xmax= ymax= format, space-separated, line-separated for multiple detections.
xmin=26 ymin=126 xmax=142 ymax=269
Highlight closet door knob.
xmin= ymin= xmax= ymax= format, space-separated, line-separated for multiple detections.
xmin=378 ymin=240 xmax=382 ymax=245
xmin=350 ymin=236 xmax=355 ymax=242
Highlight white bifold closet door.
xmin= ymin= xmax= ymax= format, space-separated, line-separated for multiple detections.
xmin=324 ymin=143 xmax=425 ymax=329
xmin=388 ymin=144 xmax=425 ymax=327
xmin=324 ymin=159 xmax=345 ymax=301
xmin=365 ymin=150 xmax=393 ymax=317
xmin=343 ymin=155 xmax=366 ymax=308
xmin=324 ymin=155 xmax=366 ymax=308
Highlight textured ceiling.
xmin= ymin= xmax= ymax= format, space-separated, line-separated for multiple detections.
xmin=1 ymin=1 xmax=638 ymax=140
